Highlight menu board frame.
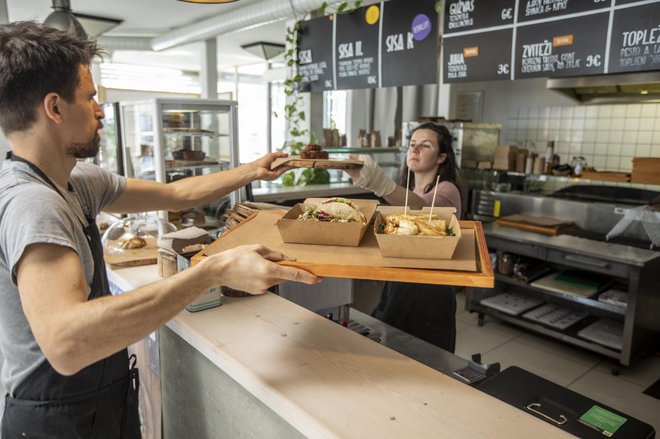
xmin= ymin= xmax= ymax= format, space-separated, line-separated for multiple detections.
xmin=296 ymin=0 xmax=440 ymax=92
xmin=442 ymin=0 xmax=660 ymax=83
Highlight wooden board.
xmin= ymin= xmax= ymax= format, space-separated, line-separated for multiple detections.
xmin=581 ymin=171 xmax=630 ymax=182
xmin=497 ymin=214 xmax=575 ymax=236
xmin=193 ymin=211 xmax=494 ymax=288
xmin=270 ymin=156 xmax=363 ymax=170
xmin=104 ymin=237 xmax=158 ymax=267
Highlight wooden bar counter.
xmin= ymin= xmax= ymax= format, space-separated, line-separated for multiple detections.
xmin=108 ymin=265 xmax=570 ymax=438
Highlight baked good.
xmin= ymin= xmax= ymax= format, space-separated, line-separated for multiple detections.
xmin=118 ymin=236 xmax=147 ymax=249
xmin=300 ymin=144 xmax=329 ymax=159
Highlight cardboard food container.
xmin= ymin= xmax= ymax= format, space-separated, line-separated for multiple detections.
xmin=276 ymin=198 xmax=379 ymax=247
xmin=374 ymin=206 xmax=462 ymax=259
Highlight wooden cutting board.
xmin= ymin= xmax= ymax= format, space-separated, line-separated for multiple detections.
xmin=270 ymin=156 xmax=363 ymax=170
xmin=496 ymin=214 xmax=575 ymax=236
xmin=104 ymin=237 xmax=158 ymax=267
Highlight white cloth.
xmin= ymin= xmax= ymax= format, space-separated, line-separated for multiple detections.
xmin=353 ymin=155 xmax=397 ymax=198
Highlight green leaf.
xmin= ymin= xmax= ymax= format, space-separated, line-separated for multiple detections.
xmin=337 ymin=3 xmax=348 ymax=13
xmin=298 ymin=112 xmax=306 ymax=121
xmin=320 ymin=2 xmax=328 ymax=15
xmin=281 ymin=172 xmax=296 ymax=187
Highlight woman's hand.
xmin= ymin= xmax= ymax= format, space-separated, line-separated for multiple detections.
xmin=345 ymin=155 xmax=397 ymax=197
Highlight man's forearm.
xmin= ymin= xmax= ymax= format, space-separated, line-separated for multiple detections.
xmin=164 ymin=162 xmax=259 ymax=210
xmin=55 ymin=265 xmax=217 ymax=375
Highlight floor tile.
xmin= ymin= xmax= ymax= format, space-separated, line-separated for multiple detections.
xmin=569 ymin=367 xmax=660 ymax=434
xmin=480 ymin=338 xmax=599 ymax=386
xmin=594 ymin=353 xmax=660 ymax=388
xmin=514 ymin=332 xmax=604 ymax=368
xmin=454 ymin=317 xmax=523 ymax=360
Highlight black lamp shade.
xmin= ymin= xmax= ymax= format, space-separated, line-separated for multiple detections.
xmin=241 ymin=42 xmax=285 ymax=60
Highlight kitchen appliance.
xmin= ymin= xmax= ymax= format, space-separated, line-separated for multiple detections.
xmin=546 ymin=71 xmax=660 ymax=104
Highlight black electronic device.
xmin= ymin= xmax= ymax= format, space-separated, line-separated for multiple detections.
xmin=477 ymin=366 xmax=655 ymax=438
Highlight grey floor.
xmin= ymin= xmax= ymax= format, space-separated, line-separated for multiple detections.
xmin=352 ymin=285 xmax=660 ymax=435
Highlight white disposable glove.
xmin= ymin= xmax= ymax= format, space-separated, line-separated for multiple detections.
xmin=352 ymin=155 xmax=397 ymax=198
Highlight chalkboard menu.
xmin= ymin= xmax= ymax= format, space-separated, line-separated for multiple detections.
xmin=443 ymin=0 xmax=515 ymax=32
xmin=517 ymin=0 xmax=609 ymax=23
xmin=335 ymin=7 xmax=381 ymax=90
xmin=442 ymin=0 xmax=660 ymax=83
xmin=515 ymin=13 xmax=609 ymax=78
xmin=443 ymin=29 xmax=513 ymax=82
xmin=297 ymin=16 xmax=334 ymax=92
xmin=296 ymin=0 xmax=440 ymax=92
xmin=381 ymin=0 xmax=439 ymax=87
xmin=608 ymin=3 xmax=660 ymax=74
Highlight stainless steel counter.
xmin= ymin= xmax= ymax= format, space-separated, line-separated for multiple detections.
xmin=484 ymin=223 xmax=659 ymax=267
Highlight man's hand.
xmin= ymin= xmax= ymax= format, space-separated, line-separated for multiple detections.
xmin=250 ymin=152 xmax=292 ymax=181
xmin=198 ymin=244 xmax=322 ymax=295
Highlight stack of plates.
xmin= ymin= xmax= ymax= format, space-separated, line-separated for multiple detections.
xmin=578 ymin=319 xmax=624 ymax=351
xmin=480 ymin=292 xmax=544 ymax=316
xmin=522 ymin=303 xmax=589 ymax=330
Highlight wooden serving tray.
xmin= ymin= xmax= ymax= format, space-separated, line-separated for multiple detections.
xmin=192 ymin=211 xmax=493 ymax=288
xmin=270 ymin=156 xmax=363 ymax=170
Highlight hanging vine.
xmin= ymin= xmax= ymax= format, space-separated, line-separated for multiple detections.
xmin=279 ymin=1 xmax=363 ymax=187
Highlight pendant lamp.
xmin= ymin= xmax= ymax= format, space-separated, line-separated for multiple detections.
xmin=43 ymin=0 xmax=87 ymax=38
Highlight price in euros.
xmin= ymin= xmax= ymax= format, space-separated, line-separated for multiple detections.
xmin=501 ymin=8 xmax=513 ymax=20
xmin=497 ymin=64 xmax=510 ymax=75
xmin=586 ymin=54 xmax=602 ymax=67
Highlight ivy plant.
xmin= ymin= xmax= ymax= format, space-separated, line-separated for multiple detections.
xmin=279 ymin=1 xmax=363 ymax=187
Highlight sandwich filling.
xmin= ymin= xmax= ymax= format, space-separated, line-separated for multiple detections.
xmin=298 ymin=197 xmax=367 ymax=225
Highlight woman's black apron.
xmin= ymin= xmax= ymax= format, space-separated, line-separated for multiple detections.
xmin=2 ymin=154 xmax=140 ymax=438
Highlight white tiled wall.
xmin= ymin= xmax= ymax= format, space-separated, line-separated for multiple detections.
xmin=505 ymin=103 xmax=660 ymax=172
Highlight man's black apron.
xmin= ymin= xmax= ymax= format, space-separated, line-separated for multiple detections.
xmin=2 ymin=154 xmax=140 ymax=438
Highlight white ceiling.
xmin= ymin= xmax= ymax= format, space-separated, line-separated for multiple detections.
xmin=6 ymin=0 xmax=288 ymax=73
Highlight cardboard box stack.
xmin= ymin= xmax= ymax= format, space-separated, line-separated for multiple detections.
xmin=493 ymin=145 xmax=518 ymax=171
xmin=631 ymin=157 xmax=660 ymax=184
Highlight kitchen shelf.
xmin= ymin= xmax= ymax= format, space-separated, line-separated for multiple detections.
xmin=494 ymin=273 xmax=626 ymax=320
xmin=325 ymin=147 xmax=402 ymax=154
xmin=469 ymin=302 xmax=621 ymax=359
xmin=466 ymin=222 xmax=660 ymax=369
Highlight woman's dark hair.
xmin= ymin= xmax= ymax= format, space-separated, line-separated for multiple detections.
xmin=0 ymin=21 xmax=103 ymax=135
xmin=400 ymin=122 xmax=462 ymax=194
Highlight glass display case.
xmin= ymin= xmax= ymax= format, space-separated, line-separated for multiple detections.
xmin=95 ymin=102 xmax=124 ymax=175
xmin=118 ymin=98 xmax=239 ymax=222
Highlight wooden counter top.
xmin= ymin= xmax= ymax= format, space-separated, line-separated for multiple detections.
xmin=107 ymin=266 xmax=568 ymax=438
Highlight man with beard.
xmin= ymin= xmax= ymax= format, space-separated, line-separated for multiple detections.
xmin=0 ymin=22 xmax=320 ymax=438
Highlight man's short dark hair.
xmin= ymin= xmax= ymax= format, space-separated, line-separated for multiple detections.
xmin=0 ymin=21 xmax=103 ymax=135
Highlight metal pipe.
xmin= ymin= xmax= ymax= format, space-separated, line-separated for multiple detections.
xmin=151 ymin=0 xmax=345 ymax=51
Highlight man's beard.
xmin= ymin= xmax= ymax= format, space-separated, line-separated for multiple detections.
xmin=67 ymin=130 xmax=101 ymax=159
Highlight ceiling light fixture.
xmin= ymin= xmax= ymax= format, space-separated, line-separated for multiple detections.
xmin=241 ymin=42 xmax=286 ymax=60
xmin=43 ymin=0 xmax=87 ymax=38
xmin=177 ymin=0 xmax=239 ymax=4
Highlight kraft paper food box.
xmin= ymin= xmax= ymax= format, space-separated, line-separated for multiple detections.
xmin=276 ymin=198 xmax=379 ymax=247
xmin=374 ymin=206 xmax=461 ymax=259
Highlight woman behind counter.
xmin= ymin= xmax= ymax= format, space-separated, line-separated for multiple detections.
xmin=346 ymin=122 xmax=463 ymax=352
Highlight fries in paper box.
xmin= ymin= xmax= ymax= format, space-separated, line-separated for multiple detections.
xmin=374 ymin=206 xmax=462 ymax=259
xmin=276 ymin=197 xmax=379 ymax=247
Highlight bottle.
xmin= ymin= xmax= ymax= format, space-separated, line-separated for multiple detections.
xmin=525 ymin=153 xmax=536 ymax=174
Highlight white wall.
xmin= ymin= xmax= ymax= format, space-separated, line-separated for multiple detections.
xmin=451 ymin=79 xmax=660 ymax=173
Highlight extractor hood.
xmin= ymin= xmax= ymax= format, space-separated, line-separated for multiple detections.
xmin=546 ymin=71 xmax=660 ymax=104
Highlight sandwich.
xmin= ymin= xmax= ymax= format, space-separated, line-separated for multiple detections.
xmin=382 ymin=214 xmax=453 ymax=237
xmin=298 ymin=197 xmax=367 ymax=225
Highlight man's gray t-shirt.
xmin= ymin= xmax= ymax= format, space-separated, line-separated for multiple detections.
xmin=0 ymin=160 xmax=126 ymax=407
